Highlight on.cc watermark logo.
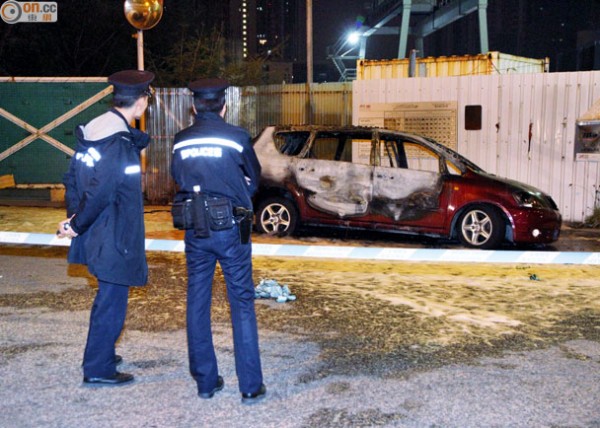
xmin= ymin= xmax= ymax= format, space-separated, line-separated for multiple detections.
xmin=1 ymin=1 xmax=57 ymax=24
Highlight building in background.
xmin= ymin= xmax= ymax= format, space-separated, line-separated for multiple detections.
xmin=229 ymin=0 xmax=255 ymax=60
xmin=577 ymin=30 xmax=600 ymax=71
xmin=229 ymin=0 xmax=304 ymax=83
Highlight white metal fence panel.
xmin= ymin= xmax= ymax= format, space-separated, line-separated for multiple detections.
xmin=353 ymin=71 xmax=600 ymax=222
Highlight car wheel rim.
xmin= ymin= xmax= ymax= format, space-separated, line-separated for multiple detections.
xmin=261 ymin=203 xmax=291 ymax=234
xmin=461 ymin=210 xmax=492 ymax=246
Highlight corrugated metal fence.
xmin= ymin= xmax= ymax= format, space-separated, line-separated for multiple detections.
xmin=254 ymin=83 xmax=352 ymax=129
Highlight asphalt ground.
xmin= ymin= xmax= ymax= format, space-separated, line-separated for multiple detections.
xmin=0 ymin=206 xmax=599 ymax=427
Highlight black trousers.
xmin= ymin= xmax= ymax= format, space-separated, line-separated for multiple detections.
xmin=184 ymin=225 xmax=263 ymax=395
xmin=82 ymin=280 xmax=129 ymax=378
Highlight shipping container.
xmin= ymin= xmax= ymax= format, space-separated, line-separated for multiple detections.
xmin=357 ymin=52 xmax=549 ymax=80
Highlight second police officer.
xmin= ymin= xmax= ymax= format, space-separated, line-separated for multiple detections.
xmin=58 ymin=70 xmax=154 ymax=386
xmin=170 ymin=78 xmax=266 ymax=405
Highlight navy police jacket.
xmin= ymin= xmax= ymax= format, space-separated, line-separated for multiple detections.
xmin=63 ymin=109 xmax=149 ymax=286
xmin=171 ymin=112 xmax=261 ymax=209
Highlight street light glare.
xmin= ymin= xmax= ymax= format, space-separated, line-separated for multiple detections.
xmin=348 ymin=31 xmax=360 ymax=45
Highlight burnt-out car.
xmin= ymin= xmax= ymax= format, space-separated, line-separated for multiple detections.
xmin=252 ymin=125 xmax=561 ymax=249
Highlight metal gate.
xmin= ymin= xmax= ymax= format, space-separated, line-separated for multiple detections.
xmin=0 ymin=77 xmax=110 ymax=184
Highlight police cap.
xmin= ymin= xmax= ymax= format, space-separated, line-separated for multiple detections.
xmin=108 ymin=70 xmax=155 ymax=97
xmin=188 ymin=78 xmax=229 ymax=99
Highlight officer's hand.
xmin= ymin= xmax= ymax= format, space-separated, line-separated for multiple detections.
xmin=57 ymin=216 xmax=78 ymax=239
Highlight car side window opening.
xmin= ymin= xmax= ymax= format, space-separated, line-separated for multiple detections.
xmin=274 ymin=131 xmax=310 ymax=156
xmin=375 ymin=138 xmax=437 ymax=171
xmin=379 ymin=138 xmax=407 ymax=168
xmin=309 ymin=135 xmax=340 ymax=160
xmin=377 ymin=136 xmax=448 ymax=175
xmin=403 ymin=141 xmax=442 ymax=174
xmin=308 ymin=132 xmax=372 ymax=163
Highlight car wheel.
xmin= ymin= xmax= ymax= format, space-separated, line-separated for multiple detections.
xmin=457 ymin=205 xmax=505 ymax=249
xmin=256 ymin=197 xmax=298 ymax=236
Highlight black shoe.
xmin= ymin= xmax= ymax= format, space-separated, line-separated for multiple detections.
xmin=241 ymin=384 xmax=267 ymax=405
xmin=198 ymin=376 xmax=224 ymax=399
xmin=83 ymin=372 xmax=134 ymax=386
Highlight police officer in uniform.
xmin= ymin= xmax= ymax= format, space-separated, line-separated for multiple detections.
xmin=58 ymin=70 xmax=154 ymax=386
xmin=171 ymin=78 xmax=266 ymax=404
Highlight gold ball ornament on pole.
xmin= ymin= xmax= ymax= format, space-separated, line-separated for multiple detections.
xmin=123 ymin=0 xmax=164 ymax=70
xmin=124 ymin=0 xmax=164 ymax=30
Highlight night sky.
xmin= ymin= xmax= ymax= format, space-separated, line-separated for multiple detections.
xmin=312 ymin=0 xmax=365 ymax=61
xmin=0 ymin=0 xmax=368 ymax=78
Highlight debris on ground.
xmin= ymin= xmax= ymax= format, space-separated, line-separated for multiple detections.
xmin=255 ymin=278 xmax=297 ymax=303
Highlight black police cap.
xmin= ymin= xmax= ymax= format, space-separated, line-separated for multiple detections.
xmin=188 ymin=78 xmax=229 ymax=99
xmin=108 ymin=70 xmax=155 ymax=97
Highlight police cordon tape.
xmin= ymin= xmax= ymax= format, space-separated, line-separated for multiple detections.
xmin=1 ymin=231 xmax=600 ymax=265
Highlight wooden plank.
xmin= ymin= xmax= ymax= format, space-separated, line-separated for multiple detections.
xmin=0 ymin=174 xmax=15 ymax=189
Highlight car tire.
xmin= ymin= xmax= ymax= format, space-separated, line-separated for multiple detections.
xmin=457 ymin=205 xmax=505 ymax=249
xmin=256 ymin=197 xmax=298 ymax=236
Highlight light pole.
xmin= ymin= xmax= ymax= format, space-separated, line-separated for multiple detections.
xmin=306 ymin=0 xmax=313 ymax=84
xmin=306 ymin=0 xmax=313 ymax=124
